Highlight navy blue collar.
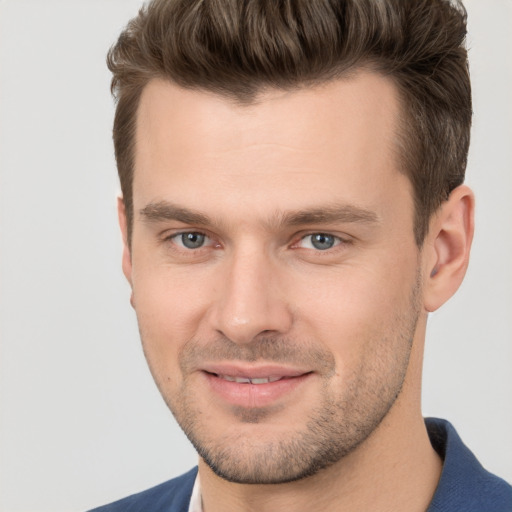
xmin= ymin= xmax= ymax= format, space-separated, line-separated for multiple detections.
xmin=88 ymin=418 xmax=511 ymax=511
xmin=425 ymin=417 xmax=512 ymax=511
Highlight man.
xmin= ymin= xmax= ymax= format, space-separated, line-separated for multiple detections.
xmin=90 ymin=0 xmax=512 ymax=510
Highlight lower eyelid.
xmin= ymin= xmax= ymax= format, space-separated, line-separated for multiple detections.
xmin=163 ymin=231 xmax=349 ymax=251
xmin=169 ymin=231 xmax=223 ymax=251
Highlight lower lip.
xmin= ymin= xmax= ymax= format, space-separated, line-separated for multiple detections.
xmin=203 ymin=372 xmax=312 ymax=408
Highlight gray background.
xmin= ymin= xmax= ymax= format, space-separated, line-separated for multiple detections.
xmin=0 ymin=1 xmax=510 ymax=510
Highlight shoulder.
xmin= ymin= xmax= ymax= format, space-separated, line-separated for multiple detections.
xmin=87 ymin=466 xmax=198 ymax=512
xmin=426 ymin=418 xmax=512 ymax=512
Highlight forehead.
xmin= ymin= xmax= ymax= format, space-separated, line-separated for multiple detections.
xmin=135 ymin=71 xmax=401 ymax=157
xmin=133 ymin=72 xmax=411 ymax=228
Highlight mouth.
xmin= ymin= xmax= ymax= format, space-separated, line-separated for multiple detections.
xmin=201 ymin=365 xmax=313 ymax=408
xmin=210 ymin=374 xmax=285 ymax=384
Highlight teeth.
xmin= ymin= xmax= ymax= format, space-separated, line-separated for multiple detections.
xmin=218 ymin=375 xmax=282 ymax=384
xmin=250 ymin=378 xmax=270 ymax=384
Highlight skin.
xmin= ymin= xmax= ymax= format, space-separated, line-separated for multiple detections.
xmin=119 ymin=71 xmax=474 ymax=511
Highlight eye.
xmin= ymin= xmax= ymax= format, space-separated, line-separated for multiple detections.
xmin=172 ymin=232 xmax=210 ymax=249
xmin=298 ymin=233 xmax=341 ymax=251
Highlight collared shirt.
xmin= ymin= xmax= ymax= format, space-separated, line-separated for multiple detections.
xmin=187 ymin=418 xmax=512 ymax=512
xmin=88 ymin=418 xmax=512 ymax=512
xmin=188 ymin=473 xmax=202 ymax=512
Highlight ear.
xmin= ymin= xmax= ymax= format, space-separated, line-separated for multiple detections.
xmin=117 ymin=196 xmax=133 ymax=289
xmin=423 ymin=185 xmax=475 ymax=312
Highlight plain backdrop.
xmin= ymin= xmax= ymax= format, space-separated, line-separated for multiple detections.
xmin=0 ymin=1 xmax=510 ymax=511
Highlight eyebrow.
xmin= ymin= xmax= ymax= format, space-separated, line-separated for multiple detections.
xmin=140 ymin=202 xmax=211 ymax=225
xmin=280 ymin=206 xmax=378 ymax=226
xmin=139 ymin=200 xmax=379 ymax=229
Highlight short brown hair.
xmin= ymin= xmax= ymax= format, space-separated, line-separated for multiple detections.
xmin=108 ymin=0 xmax=471 ymax=246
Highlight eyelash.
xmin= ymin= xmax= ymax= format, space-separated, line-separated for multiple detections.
xmin=165 ymin=231 xmax=217 ymax=250
xmin=294 ymin=233 xmax=345 ymax=251
xmin=164 ymin=231 xmax=350 ymax=253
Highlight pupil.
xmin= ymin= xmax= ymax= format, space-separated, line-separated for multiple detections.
xmin=312 ymin=234 xmax=334 ymax=250
xmin=182 ymin=232 xmax=205 ymax=249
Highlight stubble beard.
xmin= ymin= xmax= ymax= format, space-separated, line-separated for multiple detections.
xmin=143 ymin=278 xmax=422 ymax=485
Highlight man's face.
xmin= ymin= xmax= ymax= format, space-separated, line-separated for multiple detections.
xmin=124 ymin=72 xmax=425 ymax=483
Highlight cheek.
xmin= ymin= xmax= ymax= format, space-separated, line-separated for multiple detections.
xmin=132 ymin=256 xmax=212 ymax=331
xmin=131 ymin=265 xmax=214 ymax=387
xmin=292 ymin=260 xmax=418 ymax=359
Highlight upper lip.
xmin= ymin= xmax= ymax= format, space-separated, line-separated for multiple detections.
xmin=201 ymin=363 xmax=310 ymax=379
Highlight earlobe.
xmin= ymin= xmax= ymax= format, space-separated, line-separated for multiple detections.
xmin=117 ymin=196 xmax=133 ymax=288
xmin=423 ymin=185 xmax=475 ymax=312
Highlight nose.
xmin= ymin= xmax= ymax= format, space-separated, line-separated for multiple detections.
xmin=209 ymin=246 xmax=293 ymax=344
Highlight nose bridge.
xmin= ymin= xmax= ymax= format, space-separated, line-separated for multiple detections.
xmin=212 ymin=242 xmax=292 ymax=344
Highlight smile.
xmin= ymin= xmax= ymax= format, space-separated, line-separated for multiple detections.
xmin=216 ymin=374 xmax=283 ymax=384
xmin=202 ymin=367 xmax=313 ymax=408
